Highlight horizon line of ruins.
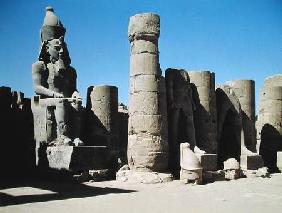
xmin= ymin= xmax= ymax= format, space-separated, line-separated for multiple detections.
xmin=0 ymin=7 xmax=281 ymax=183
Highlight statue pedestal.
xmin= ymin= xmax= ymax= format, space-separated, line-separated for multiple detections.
xmin=240 ymin=154 xmax=264 ymax=170
xmin=43 ymin=146 xmax=111 ymax=172
xmin=196 ymin=153 xmax=217 ymax=171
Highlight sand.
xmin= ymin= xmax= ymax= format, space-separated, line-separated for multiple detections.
xmin=1 ymin=173 xmax=282 ymax=213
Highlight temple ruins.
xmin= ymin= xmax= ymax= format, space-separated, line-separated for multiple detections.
xmin=1 ymin=7 xmax=281 ymax=184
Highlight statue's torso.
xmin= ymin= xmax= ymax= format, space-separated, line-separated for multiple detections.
xmin=43 ymin=63 xmax=74 ymax=97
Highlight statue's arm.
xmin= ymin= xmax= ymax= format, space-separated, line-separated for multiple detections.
xmin=32 ymin=61 xmax=63 ymax=97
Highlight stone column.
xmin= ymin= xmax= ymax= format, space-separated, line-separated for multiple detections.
xmin=127 ymin=13 xmax=169 ymax=172
xmin=257 ymin=75 xmax=282 ymax=170
xmin=188 ymin=71 xmax=217 ymax=154
xmin=87 ymin=85 xmax=119 ymax=149
xmin=227 ymin=80 xmax=256 ymax=152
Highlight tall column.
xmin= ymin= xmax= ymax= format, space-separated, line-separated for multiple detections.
xmin=188 ymin=71 xmax=217 ymax=154
xmin=127 ymin=13 xmax=168 ymax=172
xmin=228 ymin=80 xmax=256 ymax=152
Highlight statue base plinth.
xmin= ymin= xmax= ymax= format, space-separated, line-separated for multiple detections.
xmin=38 ymin=146 xmax=112 ymax=172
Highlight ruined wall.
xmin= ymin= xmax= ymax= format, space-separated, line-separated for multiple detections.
xmin=0 ymin=86 xmax=35 ymax=177
xmin=257 ymin=75 xmax=282 ymax=170
xmin=127 ymin=13 xmax=169 ymax=172
xmin=188 ymin=71 xmax=217 ymax=154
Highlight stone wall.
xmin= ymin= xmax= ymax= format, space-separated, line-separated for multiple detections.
xmin=0 ymin=86 xmax=35 ymax=177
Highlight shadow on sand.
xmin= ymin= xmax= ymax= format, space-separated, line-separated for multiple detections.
xmin=0 ymin=178 xmax=136 ymax=206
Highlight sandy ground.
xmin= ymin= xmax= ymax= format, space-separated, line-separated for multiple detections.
xmin=1 ymin=173 xmax=282 ymax=213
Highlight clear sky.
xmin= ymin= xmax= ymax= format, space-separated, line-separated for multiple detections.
xmin=0 ymin=0 xmax=281 ymax=113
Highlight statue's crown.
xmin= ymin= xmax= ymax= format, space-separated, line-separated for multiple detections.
xmin=40 ymin=6 xmax=66 ymax=42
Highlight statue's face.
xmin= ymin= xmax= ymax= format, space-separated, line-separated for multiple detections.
xmin=47 ymin=39 xmax=64 ymax=62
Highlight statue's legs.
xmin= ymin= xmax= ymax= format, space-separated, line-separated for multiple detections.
xmin=54 ymin=99 xmax=72 ymax=145
xmin=70 ymin=100 xmax=84 ymax=146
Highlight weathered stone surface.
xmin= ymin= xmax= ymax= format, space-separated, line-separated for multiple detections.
xmin=225 ymin=170 xmax=240 ymax=180
xmin=127 ymin=134 xmax=168 ymax=172
xmin=130 ymin=75 xmax=165 ymax=93
xmin=128 ymin=13 xmax=160 ymax=41
xmin=46 ymin=146 xmax=111 ymax=172
xmin=240 ymin=155 xmax=264 ymax=170
xmin=129 ymin=92 xmax=166 ymax=115
xmin=224 ymin=158 xmax=240 ymax=170
xmin=223 ymin=158 xmax=241 ymax=180
xmin=131 ymin=40 xmax=158 ymax=55
xmin=129 ymin=114 xmax=167 ymax=135
xmin=130 ymin=54 xmax=160 ymax=76
xmin=196 ymin=153 xmax=217 ymax=171
xmin=116 ymin=170 xmax=173 ymax=184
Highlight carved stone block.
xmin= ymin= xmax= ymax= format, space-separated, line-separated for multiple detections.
xmin=46 ymin=146 xmax=111 ymax=172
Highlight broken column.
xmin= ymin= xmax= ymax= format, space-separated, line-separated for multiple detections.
xmin=216 ymin=85 xmax=242 ymax=168
xmin=165 ymin=68 xmax=199 ymax=177
xmin=87 ymin=85 xmax=119 ymax=148
xmin=188 ymin=71 xmax=217 ymax=171
xmin=257 ymin=75 xmax=282 ymax=171
xmin=227 ymin=80 xmax=256 ymax=152
xmin=125 ymin=13 xmax=169 ymax=180
xmin=227 ymin=80 xmax=264 ymax=171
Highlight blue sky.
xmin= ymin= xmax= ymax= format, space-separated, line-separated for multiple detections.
xmin=0 ymin=0 xmax=281 ymax=112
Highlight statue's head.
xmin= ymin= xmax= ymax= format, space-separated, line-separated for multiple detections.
xmin=39 ymin=36 xmax=71 ymax=66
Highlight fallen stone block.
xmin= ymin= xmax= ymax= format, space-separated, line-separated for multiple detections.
xmin=240 ymin=154 xmax=264 ymax=170
xmin=196 ymin=153 xmax=217 ymax=171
